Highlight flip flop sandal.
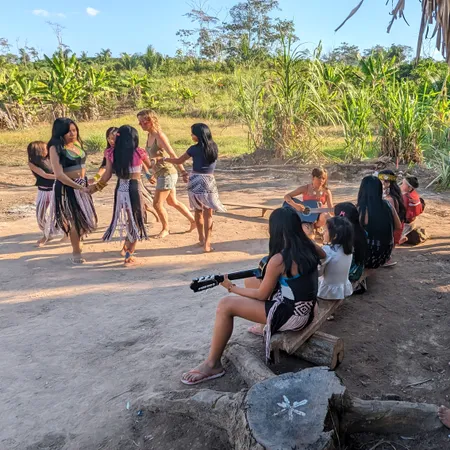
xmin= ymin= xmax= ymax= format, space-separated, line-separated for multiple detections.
xmin=382 ymin=260 xmax=398 ymax=267
xmin=248 ymin=325 xmax=264 ymax=336
xmin=180 ymin=369 xmax=226 ymax=386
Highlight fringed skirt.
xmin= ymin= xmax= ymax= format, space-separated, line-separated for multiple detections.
xmin=36 ymin=188 xmax=57 ymax=235
xmin=47 ymin=178 xmax=97 ymax=238
xmin=187 ymin=173 xmax=226 ymax=212
xmin=103 ymin=179 xmax=148 ymax=243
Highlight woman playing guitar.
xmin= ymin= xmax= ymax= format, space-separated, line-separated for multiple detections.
xmin=284 ymin=167 xmax=333 ymax=238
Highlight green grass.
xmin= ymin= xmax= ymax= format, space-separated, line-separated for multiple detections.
xmin=0 ymin=113 xmax=367 ymax=167
xmin=0 ymin=114 xmax=250 ymax=167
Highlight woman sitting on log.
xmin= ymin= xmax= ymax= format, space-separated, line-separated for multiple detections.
xmin=181 ymin=207 xmax=325 ymax=385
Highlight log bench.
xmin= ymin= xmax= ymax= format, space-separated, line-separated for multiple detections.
xmin=270 ymin=298 xmax=344 ymax=365
xmin=223 ymin=202 xmax=276 ymax=218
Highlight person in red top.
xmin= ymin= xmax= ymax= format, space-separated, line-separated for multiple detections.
xmin=284 ymin=167 xmax=333 ymax=238
xmin=399 ymin=176 xmax=423 ymax=245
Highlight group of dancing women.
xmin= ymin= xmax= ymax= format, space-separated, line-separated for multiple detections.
xmin=27 ymin=109 xmax=225 ymax=264
xmin=27 ymin=114 xmax=424 ymax=385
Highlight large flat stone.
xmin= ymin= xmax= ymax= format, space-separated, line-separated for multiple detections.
xmin=246 ymin=367 xmax=345 ymax=450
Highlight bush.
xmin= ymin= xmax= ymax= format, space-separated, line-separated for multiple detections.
xmin=84 ymin=134 xmax=105 ymax=154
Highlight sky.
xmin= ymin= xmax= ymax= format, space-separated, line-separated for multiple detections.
xmin=0 ymin=0 xmax=441 ymax=59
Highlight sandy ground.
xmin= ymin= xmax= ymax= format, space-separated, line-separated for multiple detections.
xmin=0 ymin=167 xmax=449 ymax=450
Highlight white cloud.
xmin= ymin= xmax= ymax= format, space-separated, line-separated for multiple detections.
xmin=86 ymin=7 xmax=100 ymax=16
xmin=33 ymin=9 xmax=49 ymax=17
xmin=55 ymin=13 xmax=66 ymax=18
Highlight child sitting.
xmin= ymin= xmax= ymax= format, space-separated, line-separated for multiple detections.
xmin=399 ymin=176 xmax=424 ymax=245
xmin=334 ymin=202 xmax=367 ymax=283
xmin=318 ymin=216 xmax=354 ymax=300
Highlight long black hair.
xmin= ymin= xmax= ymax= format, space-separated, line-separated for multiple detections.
xmin=334 ymin=202 xmax=367 ymax=265
xmin=47 ymin=118 xmax=83 ymax=155
xmin=325 ymin=216 xmax=353 ymax=255
xmin=357 ymin=175 xmax=394 ymax=241
xmin=113 ymin=125 xmax=139 ymax=179
xmin=105 ymin=127 xmax=119 ymax=150
xmin=379 ymin=169 xmax=406 ymax=222
xmin=191 ymin=123 xmax=218 ymax=164
xmin=268 ymin=207 xmax=319 ymax=277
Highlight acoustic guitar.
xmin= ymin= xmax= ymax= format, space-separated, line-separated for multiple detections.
xmin=282 ymin=198 xmax=334 ymax=223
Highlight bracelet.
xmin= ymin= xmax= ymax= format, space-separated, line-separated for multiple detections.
xmin=95 ymin=180 xmax=107 ymax=192
xmin=145 ymin=172 xmax=152 ymax=181
xmin=227 ymin=283 xmax=236 ymax=293
xmin=93 ymin=173 xmax=101 ymax=182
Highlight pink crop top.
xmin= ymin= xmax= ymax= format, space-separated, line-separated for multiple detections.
xmin=105 ymin=147 xmax=147 ymax=173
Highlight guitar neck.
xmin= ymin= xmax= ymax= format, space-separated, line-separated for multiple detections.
xmin=227 ymin=268 xmax=261 ymax=282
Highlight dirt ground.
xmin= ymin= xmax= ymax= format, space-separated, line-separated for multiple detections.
xmin=0 ymin=165 xmax=449 ymax=450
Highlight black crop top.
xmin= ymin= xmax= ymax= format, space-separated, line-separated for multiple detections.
xmin=59 ymin=145 xmax=86 ymax=173
xmin=31 ymin=160 xmax=54 ymax=190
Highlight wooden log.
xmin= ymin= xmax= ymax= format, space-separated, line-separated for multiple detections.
xmin=222 ymin=202 xmax=277 ymax=218
xmin=341 ymin=395 xmax=442 ymax=435
xmin=224 ymin=342 xmax=275 ymax=386
xmin=270 ymin=299 xmax=344 ymax=363
xmin=294 ymin=331 xmax=344 ymax=370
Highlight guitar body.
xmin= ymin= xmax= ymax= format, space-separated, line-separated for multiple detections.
xmin=283 ymin=198 xmax=322 ymax=223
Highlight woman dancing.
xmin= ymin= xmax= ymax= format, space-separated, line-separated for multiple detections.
xmin=163 ymin=123 xmax=225 ymax=252
xmin=284 ymin=167 xmax=333 ymax=238
xmin=357 ymin=175 xmax=401 ymax=269
xmin=92 ymin=126 xmax=158 ymax=223
xmin=27 ymin=140 xmax=57 ymax=246
xmin=91 ymin=125 xmax=151 ymax=265
xmin=47 ymin=118 xmax=97 ymax=264
xmin=181 ymin=207 xmax=325 ymax=385
xmin=137 ymin=109 xmax=195 ymax=238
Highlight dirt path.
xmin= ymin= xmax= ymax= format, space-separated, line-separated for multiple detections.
xmin=0 ymin=168 xmax=449 ymax=449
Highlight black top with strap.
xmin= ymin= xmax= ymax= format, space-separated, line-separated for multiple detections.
xmin=31 ymin=159 xmax=54 ymax=190
xmin=59 ymin=145 xmax=86 ymax=173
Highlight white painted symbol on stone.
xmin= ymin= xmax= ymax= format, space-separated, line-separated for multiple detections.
xmin=273 ymin=395 xmax=308 ymax=421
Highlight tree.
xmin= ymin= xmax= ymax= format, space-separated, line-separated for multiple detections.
xmin=96 ymin=48 xmax=112 ymax=63
xmin=224 ymin=0 xmax=295 ymax=59
xmin=363 ymin=44 xmax=413 ymax=63
xmin=324 ymin=42 xmax=360 ymax=65
xmin=140 ymin=46 xmax=163 ymax=72
xmin=176 ymin=0 xmax=223 ymax=60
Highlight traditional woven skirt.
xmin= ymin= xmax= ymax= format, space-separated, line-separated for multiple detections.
xmin=36 ymin=187 xmax=56 ymax=235
xmin=47 ymin=178 xmax=97 ymax=238
xmin=263 ymin=290 xmax=315 ymax=362
xmin=364 ymin=238 xmax=394 ymax=269
xmin=187 ymin=173 xmax=226 ymax=212
xmin=103 ymin=179 xmax=148 ymax=243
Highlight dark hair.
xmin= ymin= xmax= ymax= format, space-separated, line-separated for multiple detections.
xmin=406 ymin=175 xmax=419 ymax=189
xmin=357 ymin=175 xmax=394 ymax=241
xmin=191 ymin=123 xmax=218 ymax=164
xmin=334 ymin=202 xmax=367 ymax=265
xmin=312 ymin=167 xmax=328 ymax=189
xmin=268 ymin=207 xmax=320 ymax=277
xmin=47 ymin=118 xmax=83 ymax=155
xmin=379 ymin=169 xmax=406 ymax=221
xmin=113 ymin=125 xmax=139 ymax=179
xmin=326 ymin=216 xmax=353 ymax=255
xmin=105 ymin=127 xmax=119 ymax=150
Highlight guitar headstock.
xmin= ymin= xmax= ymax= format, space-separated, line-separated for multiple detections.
xmin=190 ymin=274 xmax=220 ymax=293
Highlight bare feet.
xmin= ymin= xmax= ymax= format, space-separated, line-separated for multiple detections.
xmin=188 ymin=221 xmax=196 ymax=233
xmin=203 ymin=243 xmax=214 ymax=253
xmin=155 ymin=229 xmax=169 ymax=239
xmin=181 ymin=360 xmax=225 ymax=385
xmin=248 ymin=324 xmax=264 ymax=336
xmin=36 ymin=237 xmax=48 ymax=247
xmin=124 ymin=251 xmax=137 ymax=266
xmin=438 ymin=405 xmax=450 ymax=428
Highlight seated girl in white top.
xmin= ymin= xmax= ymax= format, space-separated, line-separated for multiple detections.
xmin=318 ymin=216 xmax=353 ymax=300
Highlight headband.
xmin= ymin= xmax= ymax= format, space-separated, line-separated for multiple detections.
xmin=378 ymin=173 xmax=397 ymax=182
